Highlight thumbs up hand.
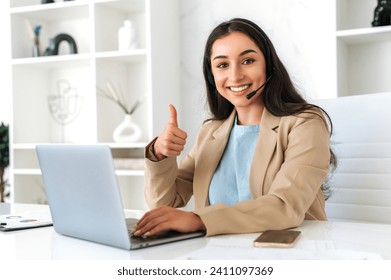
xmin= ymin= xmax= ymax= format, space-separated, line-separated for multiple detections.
xmin=153 ymin=104 xmax=187 ymax=160
xmin=168 ymin=103 xmax=179 ymax=127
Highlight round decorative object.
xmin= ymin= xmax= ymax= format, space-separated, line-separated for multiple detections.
xmin=44 ymin=33 xmax=78 ymax=56
xmin=113 ymin=114 xmax=142 ymax=143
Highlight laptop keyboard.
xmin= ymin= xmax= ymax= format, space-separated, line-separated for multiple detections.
xmin=126 ymin=218 xmax=138 ymax=236
xmin=125 ymin=217 xmax=204 ymax=243
xmin=126 ymin=218 xmax=160 ymax=241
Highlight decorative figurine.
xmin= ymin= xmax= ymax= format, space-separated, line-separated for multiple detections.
xmin=33 ymin=25 xmax=41 ymax=57
xmin=372 ymin=0 xmax=391 ymax=26
xmin=44 ymin=33 xmax=78 ymax=56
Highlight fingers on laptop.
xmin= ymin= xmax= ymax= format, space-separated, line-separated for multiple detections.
xmin=132 ymin=206 xmax=205 ymax=237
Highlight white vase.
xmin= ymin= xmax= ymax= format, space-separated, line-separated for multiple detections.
xmin=118 ymin=20 xmax=138 ymax=51
xmin=113 ymin=114 xmax=142 ymax=143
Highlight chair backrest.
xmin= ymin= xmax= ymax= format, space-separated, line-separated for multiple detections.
xmin=313 ymin=93 xmax=391 ymax=224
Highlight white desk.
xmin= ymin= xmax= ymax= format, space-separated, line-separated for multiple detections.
xmin=1 ymin=203 xmax=391 ymax=260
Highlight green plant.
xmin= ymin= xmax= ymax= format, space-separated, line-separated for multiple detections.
xmin=0 ymin=122 xmax=9 ymax=202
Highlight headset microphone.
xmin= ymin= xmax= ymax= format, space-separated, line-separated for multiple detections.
xmin=246 ymin=75 xmax=273 ymax=100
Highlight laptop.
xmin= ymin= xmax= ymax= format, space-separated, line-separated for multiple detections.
xmin=36 ymin=144 xmax=204 ymax=250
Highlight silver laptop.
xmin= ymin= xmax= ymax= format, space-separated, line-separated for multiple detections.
xmin=36 ymin=144 xmax=204 ymax=250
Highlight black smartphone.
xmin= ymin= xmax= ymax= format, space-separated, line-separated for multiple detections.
xmin=253 ymin=230 xmax=301 ymax=248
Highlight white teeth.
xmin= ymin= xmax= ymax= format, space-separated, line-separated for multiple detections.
xmin=230 ymin=85 xmax=249 ymax=92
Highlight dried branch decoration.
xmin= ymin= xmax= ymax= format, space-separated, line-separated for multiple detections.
xmin=97 ymin=82 xmax=143 ymax=115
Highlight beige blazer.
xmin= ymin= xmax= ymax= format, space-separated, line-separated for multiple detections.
xmin=144 ymin=108 xmax=330 ymax=236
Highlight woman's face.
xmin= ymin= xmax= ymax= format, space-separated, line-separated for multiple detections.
xmin=210 ymin=31 xmax=267 ymax=108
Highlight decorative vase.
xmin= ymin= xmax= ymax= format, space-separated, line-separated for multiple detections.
xmin=32 ymin=36 xmax=40 ymax=57
xmin=32 ymin=25 xmax=41 ymax=57
xmin=113 ymin=114 xmax=142 ymax=143
xmin=118 ymin=20 xmax=138 ymax=50
xmin=372 ymin=0 xmax=391 ymax=26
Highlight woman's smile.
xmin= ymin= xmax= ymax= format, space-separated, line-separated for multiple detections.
xmin=229 ymin=84 xmax=250 ymax=92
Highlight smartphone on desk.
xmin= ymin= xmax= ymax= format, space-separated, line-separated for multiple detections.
xmin=253 ymin=230 xmax=301 ymax=248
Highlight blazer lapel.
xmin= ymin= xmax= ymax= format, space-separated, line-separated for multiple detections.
xmin=250 ymin=109 xmax=280 ymax=197
xmin=195 ymin=110 xmax=236 ymax=207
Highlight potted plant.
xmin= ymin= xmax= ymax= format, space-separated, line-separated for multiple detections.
xmin=0 ymin=122 xmax=9 ymax=202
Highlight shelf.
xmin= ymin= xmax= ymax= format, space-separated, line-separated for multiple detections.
xmin=10 ymin=5 xmax=91 ymax=59
xmin=94 ymin=0 xmax=145 ymax=13
xmin=10 ymin=1 xmax=145 ymax=19
xmin=12 ymin=168 xmax=144 ymax=177
xmin=335 ymin=0 xmax=391 ymax=97
xmin=11 ymin=50 xmax=148 ymax=67
xmin=6 ymin=0 xmax=180 ymax=205
xmin=95 ymin=49 xmax=147 ymax=63
xmin=12 ymin=54 xmax=91 ymax=68
xmin=12 ymin=142 xmax=148 ymax=150
xmin=94 ymin=1 xmax=147 ymax=52
xmin=335 ymin=0 xmax=376 ymax=32
xmin=10 ymin=1 xmax=89 ymax=21
xmin=337 ymin=26 xmax=391 ymax=44
xmin=12 ymin=143 xmax=145 ymax=177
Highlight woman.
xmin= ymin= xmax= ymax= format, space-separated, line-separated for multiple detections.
xmin=133 ymin=18 xmax=335 ymax=238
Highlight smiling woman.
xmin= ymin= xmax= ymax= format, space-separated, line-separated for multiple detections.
xmin=135 ymin=18 xmax=336 ymax=238
xmin=210 ymin=31 xmax=267 ymax=125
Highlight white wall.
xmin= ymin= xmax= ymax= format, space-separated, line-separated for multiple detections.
xmin=179 ymin=0 xmax=336 ymax=152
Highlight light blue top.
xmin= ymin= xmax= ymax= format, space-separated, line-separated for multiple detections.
xmin=208 ymin=117 xmax=260 ymax=206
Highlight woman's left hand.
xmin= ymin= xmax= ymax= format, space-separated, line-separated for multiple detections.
xmin=133 ymin=206 xmax=205 ymax=238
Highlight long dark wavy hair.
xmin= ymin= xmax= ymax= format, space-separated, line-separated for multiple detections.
xmin=202 ymin=18 xmax=336 ymax=197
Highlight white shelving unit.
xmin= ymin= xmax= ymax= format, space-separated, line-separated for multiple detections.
xmin=336 ymin=0 xmax=391 ymax=97
xmin=7 ymin=0 xmax=180 ymax=209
